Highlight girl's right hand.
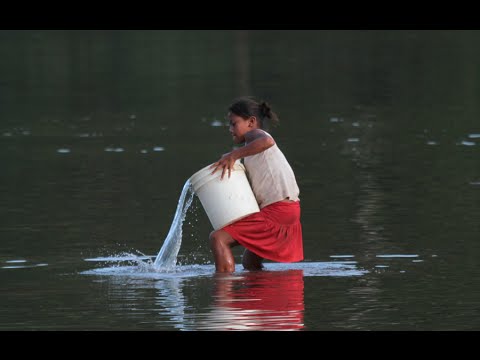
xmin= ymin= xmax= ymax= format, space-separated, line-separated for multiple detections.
xmin=209 ymin=151 xmax=237 ymax=180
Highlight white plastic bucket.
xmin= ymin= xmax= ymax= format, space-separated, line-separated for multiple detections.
xmin=189 ymin=160 xmax=260 ymax=230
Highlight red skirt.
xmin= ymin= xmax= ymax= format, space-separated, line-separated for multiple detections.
xmin=222 ymin=201 xmax=303 ymax=262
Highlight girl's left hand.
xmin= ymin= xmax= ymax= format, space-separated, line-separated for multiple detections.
xmin=210 ymin=152 xmax=237 ymax=180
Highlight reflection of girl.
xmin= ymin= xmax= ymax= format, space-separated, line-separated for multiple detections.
xmin=206 ymin=270 xmax=304 ymax=331
xmin=209 ymin=97 xmax=303 ymax=273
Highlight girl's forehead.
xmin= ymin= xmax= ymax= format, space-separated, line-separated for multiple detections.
xmin=228 ymin=112 xmax=243 ymax=120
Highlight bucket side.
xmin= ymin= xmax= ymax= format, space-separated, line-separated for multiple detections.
xmin=196 ymin=171 xmax=260 ymax=230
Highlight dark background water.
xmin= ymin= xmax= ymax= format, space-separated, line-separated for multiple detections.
xmin=1 ymin=30 xmax=480 ymax=330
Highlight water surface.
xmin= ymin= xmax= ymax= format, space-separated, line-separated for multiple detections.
xmin=1 ymin=30 xmax=480 ymax=330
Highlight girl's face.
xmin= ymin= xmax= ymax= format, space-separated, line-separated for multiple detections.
xmin=228 ymin=112 xmax=255 ymax=143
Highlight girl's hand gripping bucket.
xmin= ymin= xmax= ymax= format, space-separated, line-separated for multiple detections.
xmin=189 ymin=160 xmax=260 ymax=230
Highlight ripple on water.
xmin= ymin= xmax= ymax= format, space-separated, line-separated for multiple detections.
xmin=459 ymin=141 xmax=475 ymax=146
xmin=329 ymin=117 xmax=343 ymax=123
xmin=84 ymin=255 xmax=154 ymax=262
xmin=1 ymin=263 xmax=48 ymax=269
xmin=376 ymin=254 xmax=419 ymax=258
xmin=80 ymin=261 xmax=368 ymax=278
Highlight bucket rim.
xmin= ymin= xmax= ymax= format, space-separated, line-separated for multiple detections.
xmin=189 ymin=160 xmax=245 ymax=185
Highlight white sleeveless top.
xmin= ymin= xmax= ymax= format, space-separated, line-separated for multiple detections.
xmin=243 ymin=130 xmax=300 ymax=209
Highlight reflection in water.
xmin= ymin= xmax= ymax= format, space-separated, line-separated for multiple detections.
xmin=153 ymin=277 xmax=191 ymax=330
xmin=337 ymin=113 xmax=386 ymax=328
xmin=103 ymin=269 xmax=305 ymax=330
xmin=86 ymin=261 xmax=362 ymax=330
xmin=197 ymin=270 xmax=304 ymax=331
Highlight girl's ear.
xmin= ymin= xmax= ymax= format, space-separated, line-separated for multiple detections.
xmin=248 ymin=116 xmax=257 ymax=127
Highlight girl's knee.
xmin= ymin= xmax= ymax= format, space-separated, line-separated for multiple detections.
xmin=209 ymin=230 xmax=236 ymax=251
xmin=209 ymin=230 xmax=220 ymax=248
xmin=209 ymin=230 xmax=228 ymax=249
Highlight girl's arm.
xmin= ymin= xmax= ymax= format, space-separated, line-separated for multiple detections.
xmin=210 ymin=129 xmax=275 ymax=180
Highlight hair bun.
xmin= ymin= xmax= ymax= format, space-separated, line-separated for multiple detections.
xmin=260 ymin=101 xmax=272 ymax=118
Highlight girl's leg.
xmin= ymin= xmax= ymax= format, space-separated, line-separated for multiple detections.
xmin=209 ymin=230 xmax=238 ymax=273
xmin=242 ymin=249 xmax=264 ymax=271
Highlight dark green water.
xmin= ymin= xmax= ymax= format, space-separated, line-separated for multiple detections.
xmin=1 ymin=30 xmax=480 ymax=330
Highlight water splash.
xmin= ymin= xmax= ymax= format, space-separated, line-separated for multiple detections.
xmin=153 ymin=180 xmax=195 ymax=270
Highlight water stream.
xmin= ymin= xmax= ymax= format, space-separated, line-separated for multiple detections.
xmin=153 ymin=180 xmax=195 ymax=270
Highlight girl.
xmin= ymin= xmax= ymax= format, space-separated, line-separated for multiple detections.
xmin=209 ymin=96 xmax=303 ymax=273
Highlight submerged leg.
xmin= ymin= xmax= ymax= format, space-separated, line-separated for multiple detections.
xmin=242 ymin=249 xmax=264 ymax=271
xmin=209 ymin=230 xmax=238 ymax=273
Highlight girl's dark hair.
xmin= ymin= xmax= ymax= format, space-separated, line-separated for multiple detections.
xmin=228 ymin=96 xmax=280 ymax=131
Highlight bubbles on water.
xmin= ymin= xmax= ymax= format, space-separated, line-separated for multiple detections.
xmin=426 ymin=141 xmax=438 ymax=145
xmin=468 ymin=134 xmax=480 ymax=138
xmin=153 ymin=146 xmax=165 ymax=152
xmin=57 ymin=148 xmax=71 ymax=153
